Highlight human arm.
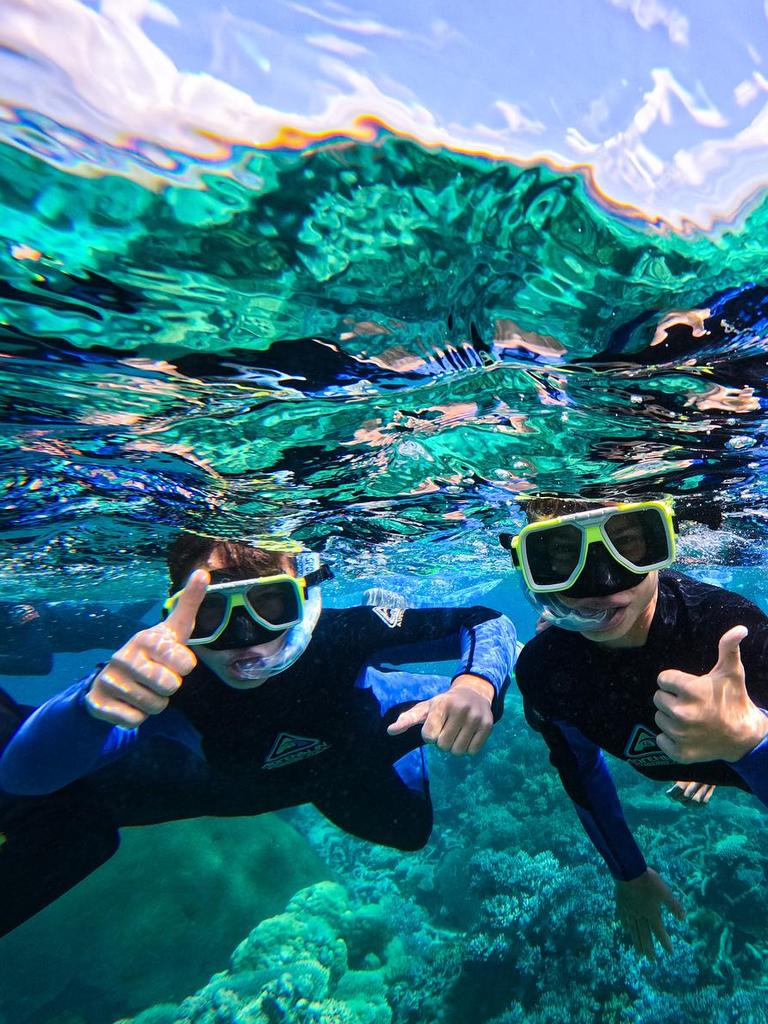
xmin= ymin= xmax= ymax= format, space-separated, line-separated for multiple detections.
xmin=0 ymin=674 xmax=140 ymax=794
xmin=379 ymin=607 xmax=517 ymax=754
xmin=0 ymin=572 xmax=207 ymax=795
xmin=367 ymin=605 xmax=516 ymax=706
xmin=525 ymin=705 xmax=684 ymax=956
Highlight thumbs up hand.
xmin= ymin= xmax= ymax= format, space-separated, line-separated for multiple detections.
xmin=654 ymin=625 xmax=768 ymax=764
xmin=85 ymin=570 xmax=209 ymax=729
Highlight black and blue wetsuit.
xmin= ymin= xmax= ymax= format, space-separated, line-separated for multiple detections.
xmin=515 ymin=571 xmax=768 ymax=881
xmin=0 ymin=603 xmax=515 ymax=935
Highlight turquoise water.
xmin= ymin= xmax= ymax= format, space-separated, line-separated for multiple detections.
xmin=4 ymin=2 xmax=768 ymax=1022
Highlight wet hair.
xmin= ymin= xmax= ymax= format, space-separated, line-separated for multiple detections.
xmin=524 ymin=496 xmax=594 ymax=523
xmin=166 ymin=534 xmax=293 ymax=592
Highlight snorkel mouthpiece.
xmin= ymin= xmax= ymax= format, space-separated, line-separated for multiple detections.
xmin=524 ymin=590 xmax=613 ymax=632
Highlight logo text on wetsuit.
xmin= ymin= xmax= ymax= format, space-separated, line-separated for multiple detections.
xmin=372 ymin=606 xmax=405 ymax=628
xmin=261 ymin=731 xmax=331 ymax=771
xmin=623 ymin=724 xmax=673 ymax=767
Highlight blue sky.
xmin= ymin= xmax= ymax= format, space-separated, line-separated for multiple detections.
xmin=5 ymin=0 xmax=768 ymax=226
xmin=140 ymin=0 xmax=763 ymax=145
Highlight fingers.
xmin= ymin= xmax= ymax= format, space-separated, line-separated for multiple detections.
xmin=114 ymin=629 xmax=196 ymax=681
xmin=649 ymin=916 xmax=672 ymax=955
xmin=422 ymin=693 xmax=493 ymax=755
xmin=663 ymin=890 xmax=686 ymax=922
xmin=387 ymin=701 xmax=430 ymax=736
xmin=94 ymin=664 xmax=171 ymax=716
xmin=84 ymin=689 xmax=148 ymax=729
xmin=164 ymin=569 xmax=210 ymax=642
xmin=656 ymin=669 xmax=696 ymax=695
xmin=421 ymin=700 xmax=449 ymax=745
xmin=85 ymin=618 xmax=200 ymax=728
xmin=667 ymin=781 xmax=716 ymax=805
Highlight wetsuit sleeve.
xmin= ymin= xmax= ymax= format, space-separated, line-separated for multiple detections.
xmin=524 ymin=701 xmax=647 ymax=881
xmin=0 ymin=671 xmax=201 ymax=796
xmin=723 ymin=615 xmax=768 ymax=806
xmin=730 ymin=736 xmax=768 ymax=805
xmin=361 ymin=606 xmax=516 ymax=710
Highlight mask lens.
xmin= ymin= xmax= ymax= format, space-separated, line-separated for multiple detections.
xmin=604 ymin=509 xmax=669 ymax=568
xmin=525 ymin=524 xmax=583 ymax=586
xmin=244 ymin=580 xmax=301 ymax=628
xmin=191 ymin=591 xmax=229 ymax=641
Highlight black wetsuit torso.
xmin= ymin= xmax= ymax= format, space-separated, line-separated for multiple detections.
xmin=517 ymin=571 xmax=768 ymax=789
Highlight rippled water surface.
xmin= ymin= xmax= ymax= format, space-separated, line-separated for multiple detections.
xmin=3 ymin=127 xmax=768 ymax=594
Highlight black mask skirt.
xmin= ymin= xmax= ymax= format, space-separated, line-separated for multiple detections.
xmin=560 ymin=544 xmax=648 ymax=599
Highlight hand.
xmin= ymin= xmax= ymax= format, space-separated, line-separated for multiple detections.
xmin=665 ymin=780 xmax=716 ymax=805
xmin=615 ymin=868 xmax=685 ymax=959
xmin=85 ymin=570 xmax=209 ymax=729
xmin=386 ymin=674 xmax=495 ymax=755
xmin=654 ymin=625 xmax=768 ymax=763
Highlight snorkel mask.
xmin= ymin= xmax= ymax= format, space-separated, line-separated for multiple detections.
xmin=500 ymin=499 xmax=677 ymax=632
xmin=164 ymin=550 xmax=332 ymax=679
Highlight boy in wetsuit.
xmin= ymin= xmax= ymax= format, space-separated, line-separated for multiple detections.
xmin=504 ymin=496 xmax=768 ymax=959
xmin=0 ymin=533 xmax=516 ymax=936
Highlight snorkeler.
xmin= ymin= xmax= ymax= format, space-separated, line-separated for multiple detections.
xmin=0 ymin=532 xmax=516 ymax=936
xmin=503 ymin=497 xmax=768 ymax=959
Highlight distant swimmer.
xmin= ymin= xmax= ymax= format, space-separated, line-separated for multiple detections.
xmin=503 ymin=495 xmax=768 ymax=959
xmin=0 ymin=599 xmax=154 ymax=676
xmin=0 ymin=532 xmax=516 ymax=936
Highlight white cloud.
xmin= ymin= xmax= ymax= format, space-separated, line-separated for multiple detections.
xmin=305 ymin=33 xmax=371 ymax=58
xmin=495 ymin=100 xmax=545 ymax=135
xmin=289 ymin=4 xmax=405 ymax=39
xmin=608 ymin=0 xmax=690 ymax=46
xmin=734 ymin=71 xmax=768 ymax=107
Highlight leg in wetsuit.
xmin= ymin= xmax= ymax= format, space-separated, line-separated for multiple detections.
xmin=0 ymin=689 xmax=432 ymax=936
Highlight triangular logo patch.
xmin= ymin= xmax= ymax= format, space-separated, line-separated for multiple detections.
xmin=623 ymin=724 xmax=672 ymax=767
xmin=261 ymin=731 xmax=330 ymax=771
xmin=372 ymin=606 xmax=405 ymax=628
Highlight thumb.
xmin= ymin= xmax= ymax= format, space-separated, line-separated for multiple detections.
xmin=713 ymin=625 xmax=748 ymax=681
xmin=387 ymin=700 xmax=431 ymax=736
xmin=165 ymin=569 xmax=210 ymax=643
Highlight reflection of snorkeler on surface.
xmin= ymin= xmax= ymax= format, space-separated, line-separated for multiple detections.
xmin=0 ymin=533 xmax=516 ymax=936
xmin=505 ymin=495 xmax=768 ymax=959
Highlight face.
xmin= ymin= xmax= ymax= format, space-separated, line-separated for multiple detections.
xmin=558 ymin=569 xmax=659 ymax=648
xmin=194 ymin=547 xmax=295 ymax=690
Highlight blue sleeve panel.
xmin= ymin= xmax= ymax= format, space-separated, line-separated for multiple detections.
xmin=731 ymin=732 xmax=768 ymax=805
xmin=544 ymin=719 xmax=647 ymax=882
xmin=367 ymin=608 xmax=517 ymax=716
xmin=0 ymin=672 xmax=202 ymax=796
